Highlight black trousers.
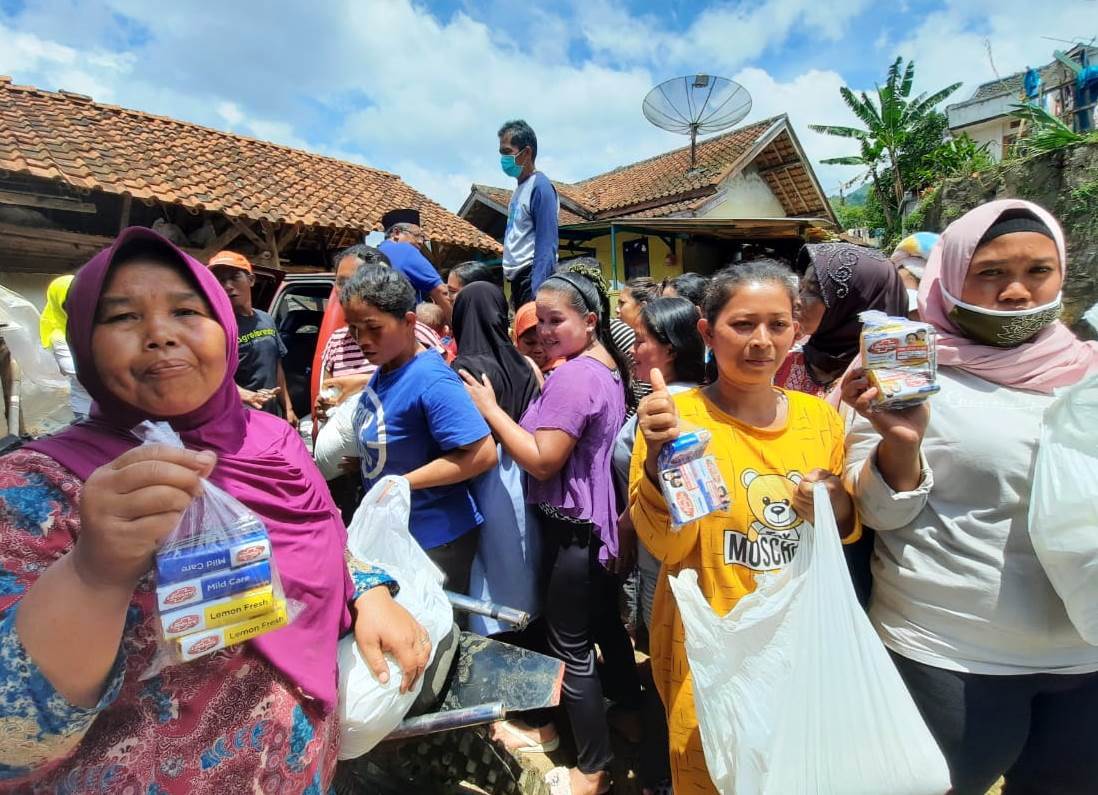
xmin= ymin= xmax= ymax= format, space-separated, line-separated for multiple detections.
xmin=425 ymin=527 xmax=479 ymax=597
xmin=891 ymin=651 xmax=1098 ymax=795
xmin=538 ymin=509 xmax=641 ymax=774
xmin=509 ymin=267 xmax=533 ymax=311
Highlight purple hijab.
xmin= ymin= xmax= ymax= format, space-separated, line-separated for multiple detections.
xmin=799 ymin=242 xmax=909 ymax=378
xmin=27 ymin=227 xmax=354 ymax=712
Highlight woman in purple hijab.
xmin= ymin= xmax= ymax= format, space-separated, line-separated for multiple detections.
xmin=0 ymin=227 xmax=429 ymax=792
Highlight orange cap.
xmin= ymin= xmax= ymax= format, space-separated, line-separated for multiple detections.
xmin=513 ymin=302 xmax=538 ymax=342
xmin=208 ymin=250 xmax=253 ymax=273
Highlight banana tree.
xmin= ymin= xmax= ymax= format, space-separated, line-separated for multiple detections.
xmin=811 ymin=58 xmax=961 ymax=235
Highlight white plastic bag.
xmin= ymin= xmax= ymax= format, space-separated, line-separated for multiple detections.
xmin=337 ymin=476 xmax=454 ymax=759
xmin=0 ymin=285 xmax=72 ymax=436
xmin=1029 ymin=373 xmax=1098 ymax=644
xmin=136 ymin=422 xmax=301 ymax=679
xmin=668 ymin=484 xmax=950 ymax=795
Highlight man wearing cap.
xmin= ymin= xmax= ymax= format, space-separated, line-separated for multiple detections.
xmin=377 ymin=209 xmax=453 ymax=324
xmin=208 ymin=250 xmax=296 ymax=425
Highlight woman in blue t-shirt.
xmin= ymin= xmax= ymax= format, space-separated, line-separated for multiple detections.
xmin=462 ymin=264 xmax=641 ymax=795
xmin=339 ymin=261 xmax=497 ymax=595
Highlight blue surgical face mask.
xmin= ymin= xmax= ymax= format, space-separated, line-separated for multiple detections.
xmin=500 ymin=153 xmax=524 ymax=178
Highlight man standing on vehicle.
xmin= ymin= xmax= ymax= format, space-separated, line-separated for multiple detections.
xmin=209 ymin=250 xmax=296 ymax=425
xmin=377 ymin=208 xmax=453 ymax=324
xmin=498 ymin=119 xmax=559 ymax=309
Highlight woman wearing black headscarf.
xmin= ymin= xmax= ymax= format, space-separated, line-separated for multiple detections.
xmin=775 ymin=242 xmax=908 ymax=397
xmin=451 ymin=282 xmax=542 ymax=635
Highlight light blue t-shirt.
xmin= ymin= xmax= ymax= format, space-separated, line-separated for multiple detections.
xmin=355 ymin=350 xmax=490 ymax=549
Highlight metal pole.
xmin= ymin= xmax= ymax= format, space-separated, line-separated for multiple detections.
xmin=385 ymin=702 xmax=506 ymax=740
xmin=445 ymin=592 xmax=530 ymax=630
xmin=610 ymin=224 xmax=619 ymax=287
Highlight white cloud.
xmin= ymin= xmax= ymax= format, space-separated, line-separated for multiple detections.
xmin=216 ymin=101 xmax=244 ymax=127
xmin=894 ymin=0 xmax=1098 ymax=102
xmin=9 ymin=0 xmax=1083 ymax=216
xmin=575 ymin=0 xmax=873 ymax=73
xmin=1 ymin=19 xmax=133 ymax=100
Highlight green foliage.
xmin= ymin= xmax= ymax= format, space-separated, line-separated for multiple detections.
xmin=831 ymin=199 xmax=868 ymax=230
xmin=918 ymin=134 xmax=995 ymax=181
xmin=811 ymin=56 xmax=962 ymax=238
xmin=1009 ymin=103 xmax=1098 ymax=156
xmin=1067 ymin=178 xmax=1098 ymax=220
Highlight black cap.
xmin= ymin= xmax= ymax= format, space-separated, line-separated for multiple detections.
xmin=381 ymin=208 xmax=421 ymax=231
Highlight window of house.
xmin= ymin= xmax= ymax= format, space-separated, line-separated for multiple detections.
xmin=623 ymin=238 xmax=650 ymax=280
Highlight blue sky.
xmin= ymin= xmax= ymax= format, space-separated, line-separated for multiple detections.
xmin=1 ymin=0 xmax=1093 ymax=211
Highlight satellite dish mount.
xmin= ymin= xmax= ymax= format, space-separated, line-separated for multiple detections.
xmin=642 ymin=74 xmax=752 ymax=168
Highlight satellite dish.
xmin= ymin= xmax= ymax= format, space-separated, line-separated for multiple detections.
xmin=642 ymin=74 xmax=752 ymax=167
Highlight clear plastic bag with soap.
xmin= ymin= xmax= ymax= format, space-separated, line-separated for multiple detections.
xmin=657 ymin=427 xmax=731 ymax=530
xmin=136 ymin=421 xmax=301 ymax=678
xmin=859 ymin=310 xmax=940 ymax=411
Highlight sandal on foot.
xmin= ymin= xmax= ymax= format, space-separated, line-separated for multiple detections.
xmin=492 ymin=720 xmax=560 ymax=754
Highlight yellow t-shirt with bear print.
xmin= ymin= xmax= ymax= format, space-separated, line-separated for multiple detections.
xmin=629 ymin=385 xmax=859 ymax=795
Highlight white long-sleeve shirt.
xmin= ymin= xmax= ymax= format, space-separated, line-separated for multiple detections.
xmin=50 ymin=338 xmax=91 ymax=417
xmin=845 ymin=366 xmax=1098 ymax=675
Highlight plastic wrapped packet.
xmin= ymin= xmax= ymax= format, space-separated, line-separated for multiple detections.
xmin=657 ymin=429 xmax=731 ymax=530
xmin=136 ymin=421 xmax=300 ymax=679
xmin=859 ymin=311 xmax=940 ymax=411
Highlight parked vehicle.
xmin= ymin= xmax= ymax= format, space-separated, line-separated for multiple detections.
xmin=265 ymin=272 xmax=336 ymax=421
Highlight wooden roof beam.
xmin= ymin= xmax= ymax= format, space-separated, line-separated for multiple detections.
xmin=0 ymin=188 xmax=96 ymax=213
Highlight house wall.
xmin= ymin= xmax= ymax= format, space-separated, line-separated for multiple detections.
xmin=947 ymin=94 xmax=1017 ymax=132
xmin=695 ymin=165 xmax=787 ymax=219
xmin=1 ymin=272 xmax=59 ymax=311
xmin=958 ymin=118 xmax=1018 ymax=162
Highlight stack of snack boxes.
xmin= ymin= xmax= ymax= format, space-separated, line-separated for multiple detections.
xmin=155 ymin=517 xmax=288 ymax=662
xmin=657 ymin=430 xmax=731 ymax=529
xmin=859 ymin=311 xmax=940 ymax=410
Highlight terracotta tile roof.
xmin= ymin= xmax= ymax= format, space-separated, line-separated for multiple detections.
xmin=0 ymin=76 xmax=501 ymax=254
xmin=575 ymin=117 xmax=779 ymax=214
xmin=464 ymin=114 xmax=831 ymax=225
xmin=470 ymin=182 xmax=589 ymax=226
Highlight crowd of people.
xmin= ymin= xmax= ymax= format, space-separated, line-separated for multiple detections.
xmin=1 ymin=115 xmax=1096 ymax=795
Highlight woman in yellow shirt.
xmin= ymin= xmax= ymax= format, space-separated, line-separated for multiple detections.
xmin=629 ymin=260 xmax=859 ymax=794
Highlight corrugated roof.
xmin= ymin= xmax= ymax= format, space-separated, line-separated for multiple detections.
xmin=0 ymin=76 xmax=501 ymax=254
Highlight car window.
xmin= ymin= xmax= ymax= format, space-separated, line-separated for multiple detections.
xmin=271 ymin=283 xmax=332 ymax=326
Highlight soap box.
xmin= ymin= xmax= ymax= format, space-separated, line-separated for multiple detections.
xmin=658 ymin=430 xmax=712 ymax=469
xmin=156 ymin=560 xmax=272 ymax=612
xmin=174 ymin=601 xmax=289 ymax=662
xmin=155 ymin=525 xmax=271 ymax=585
xmin=159 ymin=584 xmax=276 ymax=639
xmin=661 ymin=454 xmax=729 ymax=528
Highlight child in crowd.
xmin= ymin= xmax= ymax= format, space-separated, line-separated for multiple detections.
xmin=417 ymin=301 xmax=456 ymax=363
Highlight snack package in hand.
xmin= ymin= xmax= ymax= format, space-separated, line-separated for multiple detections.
xmin=657 ymin=428 xmax=731 ymax=530
xmin=136 ymin=422 xmax=299 ymax=678
xmin=859 ymin=311 xmax=940 ymax=411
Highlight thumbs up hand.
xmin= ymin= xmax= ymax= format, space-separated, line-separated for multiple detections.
xmin=638 ymin=368 xmax=680 ymax=479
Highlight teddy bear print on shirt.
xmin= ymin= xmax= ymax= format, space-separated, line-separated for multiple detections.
xmin=722 ymin=469 xmax=805 ymax=571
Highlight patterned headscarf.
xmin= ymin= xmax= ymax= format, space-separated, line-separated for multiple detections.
xmin=799 ymin=242 xmax=909 ymax=378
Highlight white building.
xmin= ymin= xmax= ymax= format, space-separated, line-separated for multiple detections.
xmin=946 ymin=45 xmax=1097 ymax=161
